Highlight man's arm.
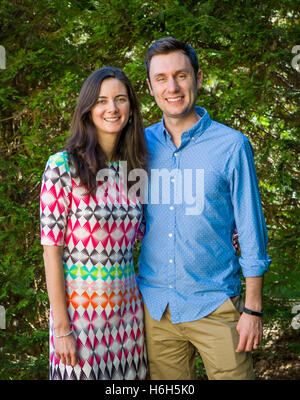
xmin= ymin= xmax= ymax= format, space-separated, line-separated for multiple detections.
xmin=229 ymin=138 xmax=271 ymax=352
xmin=236 ymin=276 xmax=263 ymax=352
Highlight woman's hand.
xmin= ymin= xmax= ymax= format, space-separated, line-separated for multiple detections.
xmin=54 ymin=331 xmax=79 ymax=367
xmin=232 ymin=230 xmax=241 ymax=252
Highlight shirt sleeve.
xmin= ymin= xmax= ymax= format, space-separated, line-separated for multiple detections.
xmin=229 ymin=139 xmax=271 ymax=277
xmin=40 ymin=152 xmax=72 ymax=246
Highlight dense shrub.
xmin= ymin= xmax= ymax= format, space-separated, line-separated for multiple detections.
xmin=0 ymin=0 xmax=299 ymax=379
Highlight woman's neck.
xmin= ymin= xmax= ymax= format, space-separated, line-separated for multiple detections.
xmin=97 ymin=132 xmax=119 ymax=161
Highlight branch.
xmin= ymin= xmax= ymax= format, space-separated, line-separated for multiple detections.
xmin=0 ymin=116 xmax=14 ymax=122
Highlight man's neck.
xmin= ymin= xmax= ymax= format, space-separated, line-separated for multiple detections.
xmin=164 ymin=110 xmax=200 ymax=148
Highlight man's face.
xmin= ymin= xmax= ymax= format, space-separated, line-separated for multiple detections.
xmin=147 ymin=51 xmax=203 ymax=120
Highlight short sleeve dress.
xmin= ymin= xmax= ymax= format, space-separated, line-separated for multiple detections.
xmin=40 ymin=151 xmax=147 ymax=380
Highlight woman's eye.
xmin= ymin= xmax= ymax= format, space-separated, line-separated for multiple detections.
xmin=96 ymin=99 xmax=106 ymax=105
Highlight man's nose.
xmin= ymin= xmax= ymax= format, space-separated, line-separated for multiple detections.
xmin=167 ymin=77 xmax=179 ymax=92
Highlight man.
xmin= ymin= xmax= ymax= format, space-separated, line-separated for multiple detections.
xmin=137 ymin=37 xmax=271 ymax=380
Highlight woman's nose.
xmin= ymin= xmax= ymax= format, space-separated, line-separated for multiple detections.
xmin=107 ymin=100 xmax=118 ymax=112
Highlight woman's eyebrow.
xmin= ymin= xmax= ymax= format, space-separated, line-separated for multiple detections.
xmin=97 ymin=94 xmax=128 ymax=98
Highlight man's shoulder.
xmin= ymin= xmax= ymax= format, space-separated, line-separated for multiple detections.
xmin=145 ymin=121 xmax=163 ymax=135
xmin=144 ymin=121 xmax=164 ymax=150
xmin=210 ymin=120 xmax=250 ymax=147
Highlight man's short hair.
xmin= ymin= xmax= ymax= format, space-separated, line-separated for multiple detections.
xmin=144 ymin=37 xmax=199 ymax=82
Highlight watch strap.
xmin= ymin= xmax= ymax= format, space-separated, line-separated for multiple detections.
xmin=243 ymin=307 xmax=263 ymax=317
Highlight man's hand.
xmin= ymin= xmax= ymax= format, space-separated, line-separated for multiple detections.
xmin=235 ymin=312 xmax=263 ymax=352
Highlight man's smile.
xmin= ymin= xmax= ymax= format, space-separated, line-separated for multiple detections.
xmin=165 ymin=96 xmax=184 ymax=103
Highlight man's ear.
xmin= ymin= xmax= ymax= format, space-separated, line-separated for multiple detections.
xmin=147 ymin=78 xmax=154 ymax=96
xmin=196 ymin=70 xmax=203 ymax=90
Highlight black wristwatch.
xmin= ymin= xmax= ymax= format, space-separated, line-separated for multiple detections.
xmin=243 ymin=307 xmax=263 ymax=317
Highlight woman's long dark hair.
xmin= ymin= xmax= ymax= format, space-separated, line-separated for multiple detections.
xmin=66 ymin=67 xmax=148 ymax=194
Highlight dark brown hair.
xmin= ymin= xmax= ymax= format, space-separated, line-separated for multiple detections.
xmin=66 ymin=67 xmax=148 ymax=194
xmin=144 ymin=37 xmax=199 ymax=82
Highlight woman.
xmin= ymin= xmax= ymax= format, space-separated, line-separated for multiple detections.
xmin=40 ymin=67 xmax=148 ymax=380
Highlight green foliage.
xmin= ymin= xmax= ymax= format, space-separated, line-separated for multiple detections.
xmin=0 ymin=0 xmax=299 ymax=379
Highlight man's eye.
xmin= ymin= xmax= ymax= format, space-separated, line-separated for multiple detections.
xmin=178 ymin=74 xmax=186 ymax=79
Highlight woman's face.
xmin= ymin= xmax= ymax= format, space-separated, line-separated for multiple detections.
xmin=91 ymin=77 xmax=131 ymax=138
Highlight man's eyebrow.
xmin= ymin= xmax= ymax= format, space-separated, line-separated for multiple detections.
xmin=175 ymin=69 xmax=190 ymax=74
xmin=153 ymin=69 xmax=191 ymax=77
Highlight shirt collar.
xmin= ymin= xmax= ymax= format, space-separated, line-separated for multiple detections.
xmin=162 ymin=107 xmax=211 ymax=142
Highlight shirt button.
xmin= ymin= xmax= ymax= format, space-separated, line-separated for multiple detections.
xmin=191 ymin=137 xmax=195 ymax=141
xmin=174 ymin=152 xmax=178 ymax=157
xmin=169 ymin=285 xmax=173 ymax=289
xmin=170 ymin=178 xmax=175 ymax=183
xmin=169 ymin=206 xmax=174 ymax=210
xmin=168 ymin=233 xmax=173 ymax=237
xmin=169 ymin=259 xmax=173 ymax=263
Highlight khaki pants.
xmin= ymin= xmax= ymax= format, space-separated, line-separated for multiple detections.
xmin=144 ymin=296 xmax=255 ymax=380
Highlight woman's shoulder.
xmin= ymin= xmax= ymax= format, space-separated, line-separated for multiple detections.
xmin=46 ymin=150 xmax=70 ymax=172
xmin=42 ymin=151 xmax=73 ymax=190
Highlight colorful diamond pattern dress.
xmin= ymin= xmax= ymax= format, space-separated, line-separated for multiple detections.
xmin=40 ymin=151 xmax=147 ymax=380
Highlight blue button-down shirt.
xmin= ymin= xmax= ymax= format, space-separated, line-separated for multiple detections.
xmin=137 ymin=107 xmax=271 ymax=323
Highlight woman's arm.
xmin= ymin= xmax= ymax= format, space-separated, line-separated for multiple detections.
xmin=43 ymin=245 xmax=78 ymax=367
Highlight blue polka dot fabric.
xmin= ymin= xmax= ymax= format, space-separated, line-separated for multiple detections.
xmin=137 ymin=107 xmax=271 ymax=323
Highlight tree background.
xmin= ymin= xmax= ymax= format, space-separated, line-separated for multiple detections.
xmin=0 ymin=0 xmax=299 ymax=379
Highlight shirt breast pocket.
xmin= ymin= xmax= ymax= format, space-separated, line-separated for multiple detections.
xmin=203 ymin=169 xmax=228 ymax=201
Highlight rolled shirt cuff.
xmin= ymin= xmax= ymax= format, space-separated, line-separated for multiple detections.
xmin=239 ymin=255 xmax=271 ymax=277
